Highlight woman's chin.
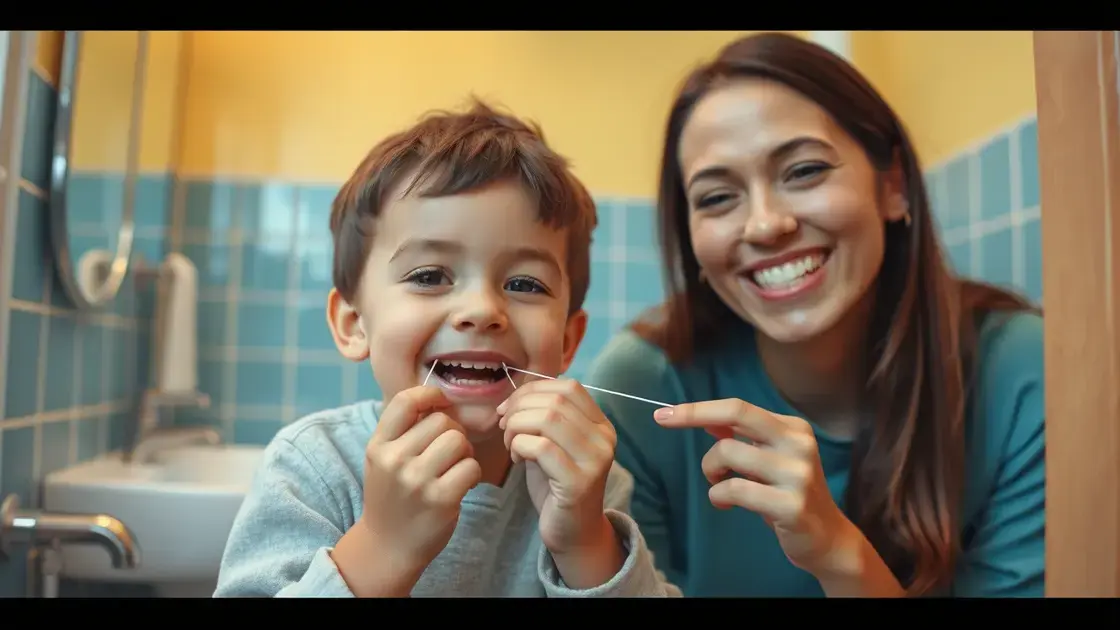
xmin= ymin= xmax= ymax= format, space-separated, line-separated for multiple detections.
xmin=749 ymin=305 xmax=842 ymax=345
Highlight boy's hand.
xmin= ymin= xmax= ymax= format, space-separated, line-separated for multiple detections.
xmin=357 ymin=386 xmax=482 ymax=580
xmin=497 ymin=378 xmax=624 ymax=587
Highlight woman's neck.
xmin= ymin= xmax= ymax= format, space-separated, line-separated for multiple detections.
xmin=755 ymin=295 xmax=875 ymax=440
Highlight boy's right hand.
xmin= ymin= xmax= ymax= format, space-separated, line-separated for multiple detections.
xmin=359 ymin=385 xmax=481 ymax=575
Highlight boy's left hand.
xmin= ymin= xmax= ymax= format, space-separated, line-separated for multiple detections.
xmin=496 ymin=378 xmax=618 ymax=555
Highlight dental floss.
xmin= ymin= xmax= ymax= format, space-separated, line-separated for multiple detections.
xmin=503 ymin=365 xmax=519 ymax=389
xmin=501 ymin=363 xmax=672 ymax=408
xmin=422 ymin=361 xmax=437 ymax=386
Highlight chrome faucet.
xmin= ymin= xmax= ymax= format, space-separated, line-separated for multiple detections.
xmin=128 ymin=426 xmax=223 ymax=464
xmin=123 ymin=388 xmax=217 ymax=464
xmin=0 ymin=494 xmax=140 ymax=569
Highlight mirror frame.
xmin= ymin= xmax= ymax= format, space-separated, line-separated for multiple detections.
xmin=48 ymin=30 xmax=150 ymax=311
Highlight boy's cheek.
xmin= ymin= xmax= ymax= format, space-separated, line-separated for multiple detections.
xmin=366 ymin=327 xmax=432 ymax=396
xmin=519 ymin=321 xmax=572 ymax=375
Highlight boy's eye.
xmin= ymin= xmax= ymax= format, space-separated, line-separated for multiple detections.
xmin=505 ymin=276 xmax=548 ymax=295
xmin=406 ymin=267 xmax=450 ymax=287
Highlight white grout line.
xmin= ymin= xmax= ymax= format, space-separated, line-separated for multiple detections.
xmin=1009 ymin=124 xmax=1026 ymax=289
xmin=967 ymin=152 xmax=982 ymax=279
xmin=175 ymin=171 xmax=653 ymax=207
xmin=0 ymin=400 xmax=132 ymax=430
xmin=8 ymin=297 xmax=137 ymax=327
xmin=68 ymin=313 xmax=84 ymax=466
xmin=221 ymin=190 xmax=244 ymax=442
xmin=940 ymin=206 xmax=1040 ymax=247
xmin=282 ymin=186 xmax=300 ymax=424
xmin=30 ymin=225 xmax=52 ymax=508
xmin=608 ymin=201 xmax=629 ymax=332
xmin=98 ymin=298 xmax=112 ymax=454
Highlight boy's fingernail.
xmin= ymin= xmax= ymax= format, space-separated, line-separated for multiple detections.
xmin=653 ymin=407 xmax=674 ymax=422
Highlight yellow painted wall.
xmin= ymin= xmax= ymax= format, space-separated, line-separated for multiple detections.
xmin=34 ymin=30 xmax=183 ymax=174
xmin=178 ymin=30 xmax=803 ymax=197
xmin=34 ymin=31 xmax=1036 ymax=190
xmin=852 ymin=31 xmax=1037 ymax=167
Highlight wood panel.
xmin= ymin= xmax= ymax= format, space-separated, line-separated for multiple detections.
xmin=1034 ymin=30 xmax=1120 ymax=598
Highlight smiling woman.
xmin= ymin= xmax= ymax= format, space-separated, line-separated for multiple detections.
xmin=585 ymin=32 xmax=1045 ymax=598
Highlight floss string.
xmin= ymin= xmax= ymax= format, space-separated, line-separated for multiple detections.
xmin=501 ymin=363 xmax=672 ymax=408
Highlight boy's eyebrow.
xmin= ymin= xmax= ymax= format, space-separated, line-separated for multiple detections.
xmin=389 ymin=238 xmax=563 ymax=276
xmin=389 ymin=238 xmax=463 ymax=262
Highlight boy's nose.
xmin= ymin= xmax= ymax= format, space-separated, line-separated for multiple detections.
xmin=451 ymin=293 xmax=509 ymax=333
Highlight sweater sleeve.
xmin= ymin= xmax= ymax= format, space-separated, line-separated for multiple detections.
xmin=214 ymin=437 xmax=356 ymax=598
xmin=951 ymin=312 xmax=1046 ymax=597
xmin=536 ymin=462 xmax=683 ymax=597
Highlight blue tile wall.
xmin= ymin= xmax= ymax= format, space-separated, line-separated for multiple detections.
xmin=926 ymin=117 xmax=1043 ymax=305
xmin=0 ymin=69 xmax=170 ymax=596
xmin=169 ymin=181 xmax=667 ymax=443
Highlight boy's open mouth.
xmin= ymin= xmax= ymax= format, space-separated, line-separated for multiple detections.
xmin=429 ymin=359 xmax=508 ymax=386
xmin=422 ymin=351 xmax=521 ymax=396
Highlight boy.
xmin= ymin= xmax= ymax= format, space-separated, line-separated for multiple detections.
xmin=213 ymin=101 xmax=681 ymax=598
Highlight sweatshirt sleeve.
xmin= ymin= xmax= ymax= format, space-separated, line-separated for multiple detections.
xmin=213 ymin=437 xmax=356 ymax=598
xmin=536 ymin=462 xmax=684 ymax=597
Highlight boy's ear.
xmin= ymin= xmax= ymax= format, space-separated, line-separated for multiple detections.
xmin=327 ymin=288 xmax=370 ymax=362
xmin=558 ymin=308 xmax=589 ymax=374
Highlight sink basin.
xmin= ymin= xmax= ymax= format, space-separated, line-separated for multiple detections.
xmin=42 ymin=444 xmax=266 ymax=589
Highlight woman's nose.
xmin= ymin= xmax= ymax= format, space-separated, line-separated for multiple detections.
xmin=742 ymin=195 xmax=798 ymax=245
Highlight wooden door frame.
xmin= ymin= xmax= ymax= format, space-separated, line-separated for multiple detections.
xmin=1033 ymin=30 xmax=1120 ymax=598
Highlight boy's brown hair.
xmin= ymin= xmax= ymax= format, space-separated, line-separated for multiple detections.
xmin=329 ymin=99 xmax=599 ymax=315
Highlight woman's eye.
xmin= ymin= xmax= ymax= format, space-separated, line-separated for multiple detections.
xmin=697 ymin=192 xmax=735 ymax=209
xmin=787 ymin=162 xmax=832 ymax=182
xmin=505 ymin=276 xmax=548 ymax=294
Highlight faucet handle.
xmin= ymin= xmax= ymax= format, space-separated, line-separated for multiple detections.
xmin=0 ymin=493 xmax=141 ymax=569
xmin=0 ymin=494 xmax=19 ymax=561
xmin=145 ymin=389 xmax=211 ymax=409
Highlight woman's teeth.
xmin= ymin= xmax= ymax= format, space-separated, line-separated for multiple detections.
xmin=750 ymin=254 xmax=825 ymax=290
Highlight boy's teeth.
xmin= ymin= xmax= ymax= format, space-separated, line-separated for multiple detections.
xmin=437 ymin=359 xmax=502 ymax=370
xmin=445 ymin=377 xmax=496 ymax=386
xmin=751 ymin=254 xmax=825 ymax=290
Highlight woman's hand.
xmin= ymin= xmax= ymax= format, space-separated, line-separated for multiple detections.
xmin=653 ymin=398 xmax=865 ymax=580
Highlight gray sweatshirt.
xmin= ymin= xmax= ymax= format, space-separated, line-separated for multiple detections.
xmin=214 ymin=399 xmax=682 ymax=598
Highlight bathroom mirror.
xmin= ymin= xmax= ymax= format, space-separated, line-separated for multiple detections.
xmin=49 ymin=31 xmax=149 ymax=310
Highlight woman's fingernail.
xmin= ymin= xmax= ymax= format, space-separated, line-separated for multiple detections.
xmin=653 ymin=407 xmax=674 ymax=422
xmin=496 ymin=400 xmax=508 ymax=414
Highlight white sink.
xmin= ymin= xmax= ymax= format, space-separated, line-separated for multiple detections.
xmin=42 ymin=444 xmax=266 ymax=590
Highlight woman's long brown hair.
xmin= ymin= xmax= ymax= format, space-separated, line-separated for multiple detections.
xmin=633 ymin=33 xmax=1037 ymax=595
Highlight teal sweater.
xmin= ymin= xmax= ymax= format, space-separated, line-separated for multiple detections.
xmin=585 ymin=311 xmax=1045 ymax=597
